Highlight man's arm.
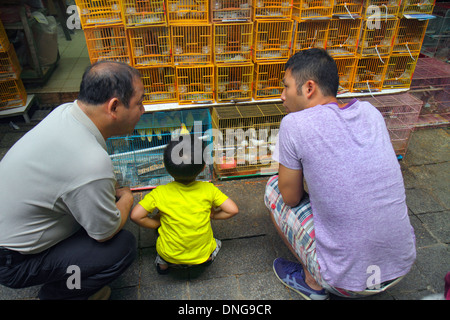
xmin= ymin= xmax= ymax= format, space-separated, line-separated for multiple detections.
xmin=278 ymin=164 xmax=304 ymax=207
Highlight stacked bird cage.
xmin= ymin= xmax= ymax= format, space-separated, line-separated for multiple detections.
xmin=171 ymin=24 xmax=213 ymax=65
xmin=254 ymin=0 xmax=293 ymax=20
xmin=400 ymin=0 xmax=436 ymax=16
xmin=107 ymin=108 xmax=213 ymax=188
xmin=121 ymin=0 xmax=167 ymax=27
xmin=253 ymin=61 xmax=286 ymax=100
xmin=84 ymin=25 xmax=131 ymax=64
xmin=0 ymin=20 xmax=26 ymax=111
xmin=76 ymin=0 xmax=124 ymax=27
xmin=291 ymin=0 xmax=334 ymax=21
xmin=211 ymin=103 xmax=286 ymax=178
xmin=335 ymin=57 xmax=357 ymax=93
xmin=383 ymin=53 xmax=419 ymax=89
xmin=252 ymin=19 xmax=293 ymax=62
xmin=139 ymin=65 xmax=177 ymax=104
xmin=166 ymin=0 xmax=210 ymax=24
xmin=210 ymin=0 xmax=252 ymax=23
xmin=127 ymin=26 xmax=172 ymax=67
xmin=332 ymin=0 xmax=363 ymax=17
xmin=292 ymin=19 xmax=329 ymax=54
xmin=213 ymin=22 xmax=253 ymax=64
xmin=326 ymin=18 xmax=362 ymax=57
xmin=176 ymin=64 xmax=215 ymax=104
xmin=351 ymin=56 xmax=388 ymax=92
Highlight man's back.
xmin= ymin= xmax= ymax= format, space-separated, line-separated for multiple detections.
xmin=275 ymin=99 xmax=416 ymax=291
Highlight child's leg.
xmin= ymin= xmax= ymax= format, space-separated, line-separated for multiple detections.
xmin=155 ymin=253 xmax=169 ymax=274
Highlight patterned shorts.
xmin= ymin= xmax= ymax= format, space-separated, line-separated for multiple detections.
xmin=264 ymin=175 xmax=402 ymax=298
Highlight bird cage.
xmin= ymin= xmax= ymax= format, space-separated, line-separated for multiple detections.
xmin=392 ymin=18 xmax=428 ymax=55
xmin=166 ymin=0 xmax=209 ymax=24
xmin=332 ymin=0 xmax=363 ymax=17
xmin=253 ymin=20 xmax=293 ymax=62
xmin=254 ymin=0 xmax=293 ymax=20
xmin=210 ymin=0 xmax=252 ymax=22
xmin=84 ymin=25 xmax=131 ymax=64
xmin=214 ymin=22 xmax=253 ymax=64
xmin=121 ymin=0 xmax=167 ymax=27
xmin=176 ymin=64 xmax=215 ymax=104
xmin=410 ymin=57 xmax=450 ymax=88
xmin=0 ymin=46 xmax=21 ymax=81
xmin=253 ymin=61 xmax=286 ymax=100
xmin=400 ymin=0 xmax=435 ymax=16
xmin=106 ymin=108 xmax=213 ymax=188
xmin=0 ymin=20 xmax=9 ymax=52
xmin=139 ymin=65 xmax=177 ymax=104
xmin=351 ymin=57 xmax=388 ymax=92
xmin=335 ymin=57 xmax=357 ymax=93
xmin=292 ymin=19 xmax=329 ymax=54
xmin=215 ymin=63 xmax=254 ymax=102
xmin=75 ymin=0 xmax=123 ymax=27
xmin=0 ymin=79 xmax=27 ymax=110
xmin=362 ymin=0 xmax=401 ymax=18
xmin=127 ymin=26 xmax=171 ymax=67
xmin=326 ymin=18 xmax=362 ymax=57
xmin=383 ymin=53 xmax=419 ymax=89
xmin=291 ymin=0 xmax=334 ymax=21
xmin=171 ymin=24 xmax=213 ymax=65
xmin=211 ymin=103 xmax=286 ymax=178
xmin=358 ymin=18 xmax=398 ymax=57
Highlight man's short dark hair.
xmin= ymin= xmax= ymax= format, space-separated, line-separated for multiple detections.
xmin=78 ymin=61 xmax=141 ymax=108
xmin=164 ymin=135 xmax=206 ymax=183
xmin=285 ymin=48 xmax=339 ymax=97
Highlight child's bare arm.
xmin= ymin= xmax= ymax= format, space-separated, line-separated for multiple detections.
xmin=211 ymin=198 xmax=239 ymax=220
xmin=131 ymin=203 xmax=161 ymax=229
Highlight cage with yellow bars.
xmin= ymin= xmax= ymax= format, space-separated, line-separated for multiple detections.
xmin=357 ymin=18 xmax=398 ymax=57
xmin=392 ymin=18 xmax=428 ymax=55
xmin=383 ymin=53 xmax=419 ymax=89
xmin=400 ymin=0 xmax=435 ymax=16
xmin=0 ymin=20 xmax=9 ymax=52
xmin=138 ymin=65 xmax=177 ymax=104
xmin=211 ymin=103 xmax=286 ymax=178
xmin=213 ymin=22 xmax=253 ymax=64
xmin=171 ymin=24 xmax=213 ymax=65
xmin=326 ymin=18 xmax=362 ymax=57
xmin=176 ymin=64 xmax=215 ymax=104
xmin=166 ymin=0 xmax=209 ymax=24
xmin=332 ymin=0 xmax=363 ymax=17
xmin=0 ymin=46 xmax=21 ymax=81
xmin=84 ymin=25 xmax=131 ymax=64
xmin=351 ymin=57 xmax=388 ymax=92
xmin=292 ymin=20 xmax=329 ymax=54
xmin=127 ymin=26 xmax=171 ymax=67
xmin=74 ymin=0 xmax=123 ymax=28
xmin=335 ymin=57 xmax=357 ymax=94
xmin=0 ymin=79 xmax=27 ymax=110
xmin=291 ymin=0 xmax=334 ymax=21
xmin=106 ymin=108 xmax=213 ymax=188
xmin=121 ymin=0 xmax=167 ymax=27
xmin=210 ymin=0 xmax=252 ymax=22
xmin=254 ymin=0 xmax=293 ymax=20
xmin=253 ymin=61 xmax=286 ymax=100
xmin=253 ymin=20 xmax=293 ymax=62
xmin=215 ymin=63 xmax=254 ymax=102
xmin=362 ymin=0 xmax=401 ymax=18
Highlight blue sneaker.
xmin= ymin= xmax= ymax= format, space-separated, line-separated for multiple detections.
xmin=273 ymin=257 xmax=329 ymax=300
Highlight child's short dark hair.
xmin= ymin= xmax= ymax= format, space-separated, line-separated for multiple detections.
xmin=164 ymin=135 xmax=206 ymax=183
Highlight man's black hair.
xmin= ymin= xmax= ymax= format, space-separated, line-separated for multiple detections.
xmin=164 ymin=135 xmax=206 ymax=183
xmin=78 ymin=61 xmax=141 ymax=108
xmin=285 ymin=48 xmax=339 ymax=97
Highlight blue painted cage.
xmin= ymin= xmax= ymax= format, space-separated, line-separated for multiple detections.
xmin=106 ymin=108 xmax=213 ymax=188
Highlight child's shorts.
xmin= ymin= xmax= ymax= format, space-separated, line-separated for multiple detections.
xmin=155 ymin=238 xmax=222 ymax=268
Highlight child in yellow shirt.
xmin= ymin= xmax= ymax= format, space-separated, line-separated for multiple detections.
xmin=131 ymin=135 xmax=239 ymax=274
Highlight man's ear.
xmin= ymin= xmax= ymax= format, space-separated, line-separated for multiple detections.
xmin=304 ymin=80 xmax=316 ymax=99
xmin=106 ymin=98 xmax=120 ymax=119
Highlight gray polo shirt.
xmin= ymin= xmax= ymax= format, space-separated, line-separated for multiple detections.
xmin=0 ymin=101 xmax=121 ymax=254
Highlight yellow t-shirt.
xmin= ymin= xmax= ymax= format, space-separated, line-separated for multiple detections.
xmin=139 ymin=181 xmax=229 ymax=265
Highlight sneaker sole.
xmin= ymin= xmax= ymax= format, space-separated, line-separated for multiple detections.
xmin=272 ymin=264 xmax=328 ymax=300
